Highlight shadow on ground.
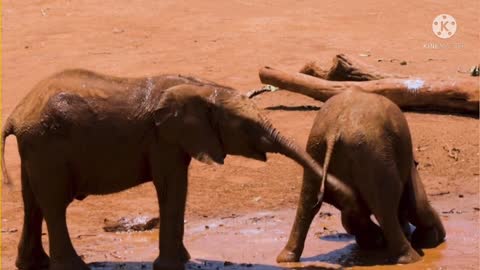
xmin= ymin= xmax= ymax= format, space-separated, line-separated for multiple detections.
xmin=305 ymin=232 xmax=429 ymax=267
xmin=265 ymin=105 xmax=321 ymax=111
xmin=89 ymin=259 xmax=341 ymax=270
xmin=88 ymin=233 xmax=417 ymax=270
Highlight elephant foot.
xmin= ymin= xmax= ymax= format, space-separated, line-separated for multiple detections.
xmin=276 ymin=248 xmax=300 ymax=263
xmin=412 ymin=226 xmax=445 ymax=249
xmin=49 ymin=256 xmax=90 ymax=270
xmin=154 ymin=257 xmax=185 ymax=270
xmin=180 ymin=244 xmax=191 ymax=263
xmin=390 ymin=247 xmax=421 ymax=264
xmin=16 ymin=250 xmax=50 ymax=270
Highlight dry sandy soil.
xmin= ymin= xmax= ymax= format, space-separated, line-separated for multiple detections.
xmin=1 ymin=1 xmax=479 ymax=269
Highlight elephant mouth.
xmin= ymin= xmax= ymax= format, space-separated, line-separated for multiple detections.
xmin=196 ymin=152 xmax=226 ymax=165
xmin=250 ymin=151 xmax=267 ymax=162
xmin=249 ymin=138 xmax=268 ymax=161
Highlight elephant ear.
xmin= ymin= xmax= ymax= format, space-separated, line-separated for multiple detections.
xmin=153 ymin=86 xmax=226 ymax=165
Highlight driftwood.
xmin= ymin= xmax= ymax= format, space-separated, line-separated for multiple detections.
xmin=259 ymin=66 xmax=479 ymax=115
xmin=103 ymin=216 xmax=159 ymax=232
xmin=300 ymin=54 xmax=405 ymax=81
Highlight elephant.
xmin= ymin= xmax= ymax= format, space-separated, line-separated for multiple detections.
xmin=1 ymin=69 xmax=329 ymax=270
xmin=276 ymin=90 xmax=446 ymax=265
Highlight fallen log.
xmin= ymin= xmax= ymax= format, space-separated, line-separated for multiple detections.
xmin=300 ymin=54 xmax=405 ymax=81
xmin=259 ymin=66 xmax=479 ymax=115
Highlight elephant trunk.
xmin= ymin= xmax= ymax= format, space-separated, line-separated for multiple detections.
xmin=258 ymin=122 xmax=326 ymax=207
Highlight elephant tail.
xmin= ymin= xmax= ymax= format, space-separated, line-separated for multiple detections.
xmin=321 ymin=135 xmax=336 ymax=195
xmin=312 ymin=135 xmax=337 ymax=209
xmin=2 ymin=118 xmax=15 ymax=186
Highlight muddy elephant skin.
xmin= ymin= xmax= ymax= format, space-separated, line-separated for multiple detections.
xmin=277 ymin=90 xmax=446 ymax=265
xmin=1 ymin=69 xmax=328 ymax=270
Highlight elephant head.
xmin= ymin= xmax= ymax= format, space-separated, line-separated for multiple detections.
xmin=153 ymin=84 xmax=326 ymax=202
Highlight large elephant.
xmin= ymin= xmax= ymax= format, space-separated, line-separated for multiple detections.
xmin=1 ymin=69 xmax=328 ymax=270
xmin=277 ymin=90 xmax=445 ymax=264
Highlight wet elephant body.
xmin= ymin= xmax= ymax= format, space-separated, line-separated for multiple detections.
xmin=2 ymin=69 xmax=328 ymax=270
xmin=278 ymin=90 xmax=445 ymax=264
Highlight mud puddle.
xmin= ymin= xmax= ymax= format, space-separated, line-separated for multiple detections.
xmin=85 ymin=201 xmax=479 ymax=270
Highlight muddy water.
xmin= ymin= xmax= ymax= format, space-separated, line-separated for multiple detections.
xmin=86 ymin=202 xmax=479 ymax=270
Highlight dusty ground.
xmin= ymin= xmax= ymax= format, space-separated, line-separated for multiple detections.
xmin=1 ymin=0 xmax=479 ymax=269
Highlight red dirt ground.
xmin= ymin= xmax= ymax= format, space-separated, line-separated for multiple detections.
xmin=2 ymin=1 xmax=479 ymax=269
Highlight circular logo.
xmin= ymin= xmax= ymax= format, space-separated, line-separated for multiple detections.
xmin=432 ymin=14 xmax=457 ymax=39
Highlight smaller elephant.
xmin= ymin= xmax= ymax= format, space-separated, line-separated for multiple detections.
xmin=277 ymin=90 xmax=445 ymax=264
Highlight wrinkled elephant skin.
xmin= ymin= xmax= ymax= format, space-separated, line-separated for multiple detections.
xmin=278 ymin=90 xmax=446 ymax=265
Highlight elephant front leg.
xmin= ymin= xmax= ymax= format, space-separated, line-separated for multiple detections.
xmin=153 ymin=162 xmax=191 ymax=270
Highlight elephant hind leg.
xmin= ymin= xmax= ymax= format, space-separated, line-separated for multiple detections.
xmin=369 ymin=165 xmax=420 ymax=264
xmin=16 ymin=164 xmax=50 ymax=270
xmin=29 ymin=162 xmax=89 ymax=270
xmin=276 ymin=169 xmax=322 ymax=263
xmin=406 ymin=164 xmax=445 ymax=248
